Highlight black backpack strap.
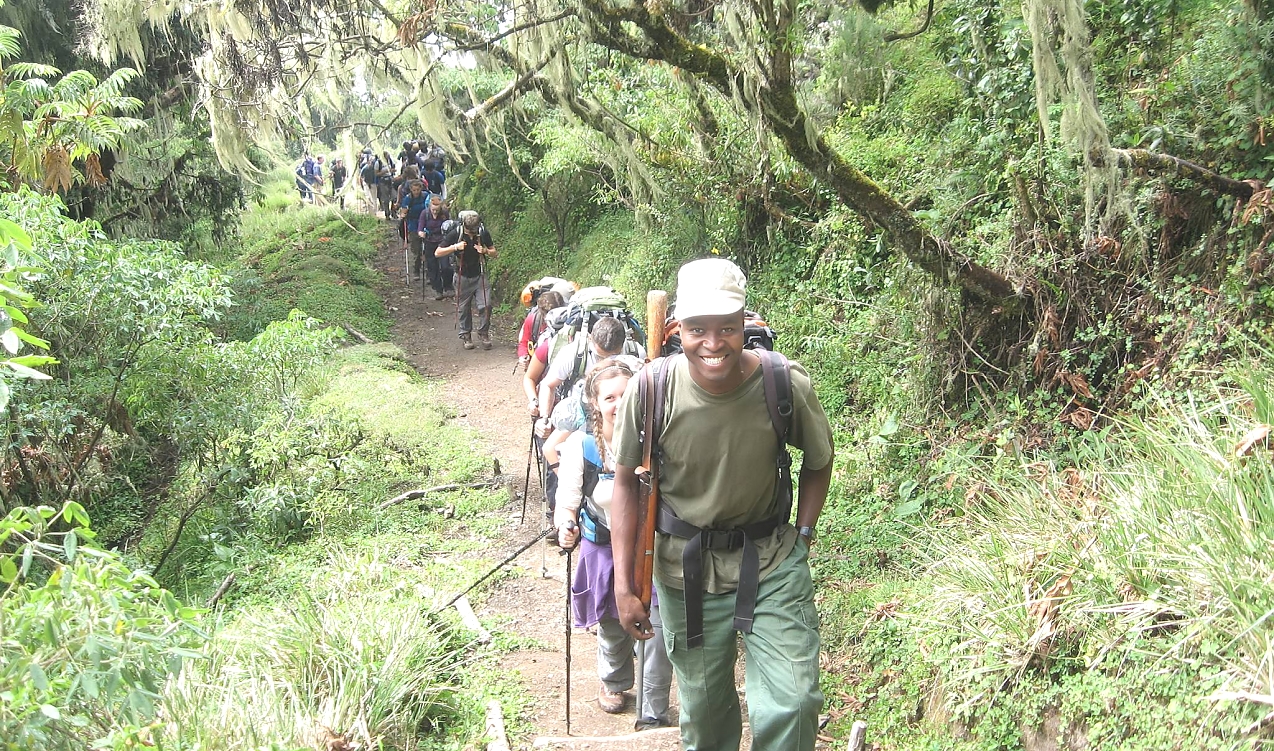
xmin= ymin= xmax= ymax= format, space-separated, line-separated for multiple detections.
xmin=757 ymin=349 xmax=793 ymax=444
xmin=757 ymin=350 xmax=794 ymax=521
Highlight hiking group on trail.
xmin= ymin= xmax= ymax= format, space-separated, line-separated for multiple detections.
xmin=309 ymin=142 xmax=836 ymax=749
xmin=498 ymin=260 xmax=835 ymax=750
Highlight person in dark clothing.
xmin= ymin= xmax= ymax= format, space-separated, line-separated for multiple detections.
xmin=377 ymin=151 xmax=396 ymax=218
xmin=359 ymin=152 xmax=379 ymax=212
xmin=330 ymin=158 xmax=347 ymax=209
xmin=295 ymin=155 xmax=318 ymax=201
xmin=436 ymin=210 xmax=496 ymax=349
xmin=420 ymin=160 xmax=446 ymax=197
xmin=417 ymin=194 xmax=453 ymax=299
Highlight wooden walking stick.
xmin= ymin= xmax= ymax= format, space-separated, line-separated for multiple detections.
xmin=634 ymin=289 xmax=667 ymax=719
xmin=635 ymin=289 xmax=667 ymax=609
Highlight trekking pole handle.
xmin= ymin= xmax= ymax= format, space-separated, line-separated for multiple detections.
xmin=558 ymin=520 xmax=578 ymax=556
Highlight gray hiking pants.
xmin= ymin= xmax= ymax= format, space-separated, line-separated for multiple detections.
xmin=455 ymin=272 xmax=491 ymax=337
xmin=595 ymin=605 xmax=673 ymax=723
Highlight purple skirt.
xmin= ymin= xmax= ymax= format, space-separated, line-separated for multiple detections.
xmin=570 ymin=539 xmax=657 ymax=629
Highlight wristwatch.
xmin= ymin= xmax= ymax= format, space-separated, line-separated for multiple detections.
xmin=797 ymin=525 xmax=817 ymax=544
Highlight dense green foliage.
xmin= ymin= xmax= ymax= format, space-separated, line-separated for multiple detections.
xmin=0 ymin=183 xmax=527 ymax=748
xmin=2 ymin=0 xmax=1274 ymax=746
xmin=439 ymin=0 xmax=1274 ymax=746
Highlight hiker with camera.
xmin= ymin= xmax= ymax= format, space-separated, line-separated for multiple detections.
xmin=555 ymin=356 xmax=673 ymax=726
xmin=436 ymin=211 xmax=496 ymax=350
xmin=609 ymin=258 xmax=835 ymax=751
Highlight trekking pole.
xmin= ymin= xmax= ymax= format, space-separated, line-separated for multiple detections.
xmin=520 ymin=417 xmax=536 ymax=525
xmin=537 ymin=427 xmax=550 ymax=578
xmin=634 ymin=289 xmax=667 ymax=724
xmin=434 ymin=527 xmax=552 ymax=614
xmin=401 ymin=215 xmax=411 ymax=287
xmin=562 ymin=521 xmax=576 ymax=736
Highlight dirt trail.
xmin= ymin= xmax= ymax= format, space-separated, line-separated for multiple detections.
xmin=371 ymin=227 xmax=689 ymax=751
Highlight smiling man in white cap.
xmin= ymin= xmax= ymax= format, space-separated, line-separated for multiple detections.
xmin=609 ymin=257 xmax=835 ymax=750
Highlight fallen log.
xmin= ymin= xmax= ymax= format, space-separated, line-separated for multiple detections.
xmin=485 ymin=699 xmax=511 ymax=751
xmin=454 ymin=595 xmax=493 ymax=644
xmin=341 ymin=323 xmax=374 ymax=344
xmin=380 ymin=479 xmax=501 ymax=509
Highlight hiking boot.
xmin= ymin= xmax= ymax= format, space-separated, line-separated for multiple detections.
xmin=635 ymin=716 xmax=673 ymax=731
xmin=598 ymin=687 xmax=627 ymax=714
xmin=461 ymin=336 xmax=476 ymax=351
xmin=433 ymin=292 xmax=445 ymax=301
xmin=479 ymin=333 xmax=492 ymax=350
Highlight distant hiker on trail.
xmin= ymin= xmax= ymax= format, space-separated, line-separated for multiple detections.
xmin=376 ymin=152 xmax=396 ymax=219
xmin=556 ymin=356 xmax=673 ymax=727
xmin=417 ymin=195 xmax=454 ymax=300
xmin=330 ymin=158 xmax=347 ymax=209
xmin=398 ymin=180 xmax=430 ymax=282
xmin=610 ymin=257 xmax=835 ymax=751
xmin=420 ymin=154 xmax=446 ymax=197
xmin=358 ymin=149 xmax=379 ymax=212
xmin=436 ymin=210 xmax=496 ymax=350
xmin=295 ymin=155 xmax=319 ymax=201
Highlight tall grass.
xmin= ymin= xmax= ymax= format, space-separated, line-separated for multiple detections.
xmin=915 ymin=367 xmax=1274 ymax=743
xmin=165 ymin=554 xmax=465 ymax=750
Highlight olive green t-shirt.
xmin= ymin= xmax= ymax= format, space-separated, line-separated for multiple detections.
xmin=613 ymin=354 xmax=834 ymax=593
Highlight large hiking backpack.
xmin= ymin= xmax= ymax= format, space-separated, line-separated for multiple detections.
xmin=520 ymin=276 xmax=578 ymax=308
xmin=659 ymin=307 xmax=777 ymax=357
xmin=545 ymin=286 xmax=645 ymax=397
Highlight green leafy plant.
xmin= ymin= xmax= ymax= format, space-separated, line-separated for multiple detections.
xmin=0 ymin=18 xmax=143 ymax=193
xmin=0 ymin=502 xmax=206 ymax=751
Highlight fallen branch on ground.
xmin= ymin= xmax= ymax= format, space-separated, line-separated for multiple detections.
xmin=207 ymin=571 xmax=236 ymax=608
xmin=341 ymin=323 xmax=373 ymax=344
xmin=485 ymin=700 xmax=511 ymax=751
xmin=380 ymin=479 xmax=502 ymax=509
xmin=453 ymin=595 xmax=493 ymax=644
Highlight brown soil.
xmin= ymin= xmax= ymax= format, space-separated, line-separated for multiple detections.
xmin=371 ymin=226 xmax=797 ymax=750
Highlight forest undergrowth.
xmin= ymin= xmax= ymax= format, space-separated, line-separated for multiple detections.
xmin=458 ymin=177 xmax=1274 ymax=750
xmin=0 ymin=179 xmax=532 ymax=750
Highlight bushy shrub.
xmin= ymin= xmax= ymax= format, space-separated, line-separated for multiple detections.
xmin=0 ymin=503 xmax=205 ymax=751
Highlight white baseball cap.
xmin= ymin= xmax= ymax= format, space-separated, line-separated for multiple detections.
xmin=674 ymin=258 xmax=747 ymax=321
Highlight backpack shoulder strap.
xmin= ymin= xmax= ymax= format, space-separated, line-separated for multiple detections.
xmin=637 ymin=355 xmax=676 ymax=466
xmin=756 ymin=350 xmax=792 ymax=445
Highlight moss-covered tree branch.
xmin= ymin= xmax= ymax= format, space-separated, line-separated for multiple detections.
xmin=571 ymin=0 xmax=1020 ymax=305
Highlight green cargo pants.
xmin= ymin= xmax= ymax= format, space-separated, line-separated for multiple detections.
xmin=655 ymin=539 xmax=822 ymax=751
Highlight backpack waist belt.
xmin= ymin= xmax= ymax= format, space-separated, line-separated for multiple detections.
xmin=656 ymin=504 xmax=783 ymax=648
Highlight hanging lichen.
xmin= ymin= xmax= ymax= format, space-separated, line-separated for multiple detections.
xmin=1023 ymin=0 xmax=1125 ymax=234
